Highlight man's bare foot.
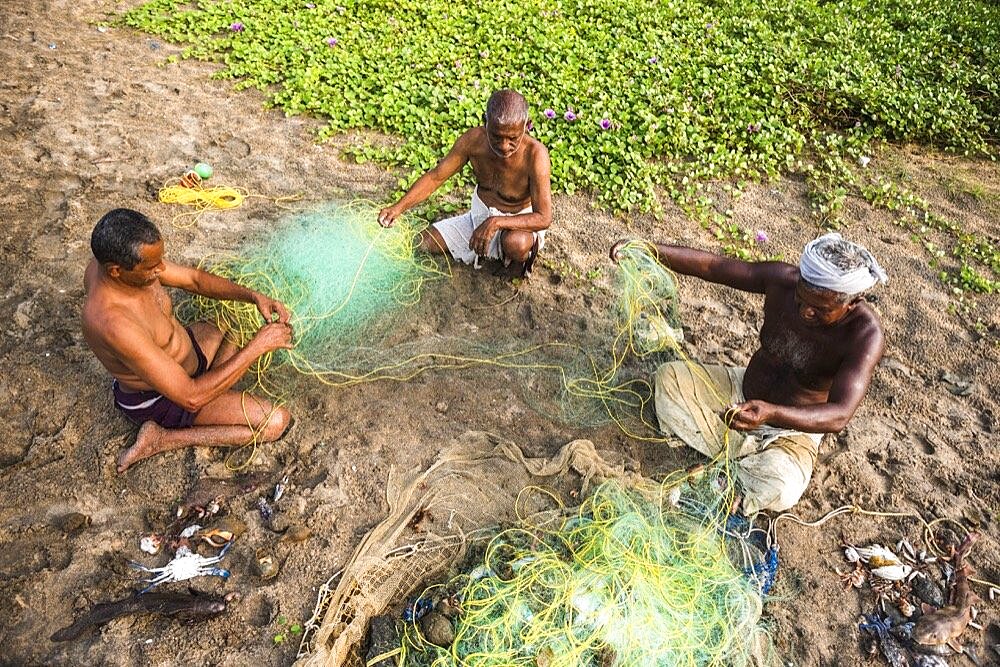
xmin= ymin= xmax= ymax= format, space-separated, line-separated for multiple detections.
xmin=117 ymin=421 xmax=164 ymax=473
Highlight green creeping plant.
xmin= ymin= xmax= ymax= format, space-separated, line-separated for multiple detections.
xmin=121 ymin=0 xmax=999 ymax=293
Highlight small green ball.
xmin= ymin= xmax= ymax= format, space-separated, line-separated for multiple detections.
xmin=193 ymin=162 xmax=213 ymax=180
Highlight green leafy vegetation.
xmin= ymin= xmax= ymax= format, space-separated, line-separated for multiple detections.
xmin=121 ymin=0 xmax=1000 ymax=295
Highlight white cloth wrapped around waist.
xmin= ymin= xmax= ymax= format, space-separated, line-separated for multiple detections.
xmin=431 ymin=187 xmax=544 ymax=267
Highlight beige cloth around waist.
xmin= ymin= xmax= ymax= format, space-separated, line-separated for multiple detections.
xmin=653 ymin=360 xmax=824 ymax=514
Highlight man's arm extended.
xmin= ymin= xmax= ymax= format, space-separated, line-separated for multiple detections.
xmin=158 ymin=261 xmax=290 ymax=323
xmin=377 ymin=131 xmax=473 ymax=227
xmin=102 ymin=313 xmax=293 ymax=412
xmin=728 ymin=323 xmax=885 ymax=432
xmin=611 ymin=241 xmax=789 ymax=294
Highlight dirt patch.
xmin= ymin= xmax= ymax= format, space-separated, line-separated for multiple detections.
xmin=1 ymin=2 xmax=998 ymax=665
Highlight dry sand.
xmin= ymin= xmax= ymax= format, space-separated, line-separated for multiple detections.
xmin=1 ymin=1 xmax=998 ymax=665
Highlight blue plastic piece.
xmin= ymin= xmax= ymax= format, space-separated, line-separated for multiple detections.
xmin=402 ymin=597 xmax=433 ymax=622
xmin=742 ymin=545 xmax=779 ymax=595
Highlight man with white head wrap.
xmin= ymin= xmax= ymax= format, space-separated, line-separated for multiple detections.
xmin=610 ymin=233 xmax=887 ymax=514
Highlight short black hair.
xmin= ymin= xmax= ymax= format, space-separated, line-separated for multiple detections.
xmin=91 ymin=208 xmax=162 ymax=269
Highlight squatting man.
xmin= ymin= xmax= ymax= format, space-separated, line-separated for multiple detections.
xmin=612 ymin=233 xmax=888 ymax=514
xmin=82 ymin=208 xmax=295 ymax=473
xmin=378 ymin=89 xmax=552 ymax=278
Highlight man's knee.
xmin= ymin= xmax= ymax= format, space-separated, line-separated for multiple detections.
xmin=419 ymin=228 xmax=448 ymax=255
xmin=501 ymin=231 xmax=534 ymax=263
xmin=262 ymin=406 xmax=292 ymax=441
xmin=190 ymin=321 xmax=225 ymax=354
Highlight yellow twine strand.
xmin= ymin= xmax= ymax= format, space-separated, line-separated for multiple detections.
xmin=157 ymin=175 xmax=306 ymax=227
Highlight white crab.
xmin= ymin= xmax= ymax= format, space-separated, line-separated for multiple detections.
xmin=131 ymin=542 xmax=231 ymax=593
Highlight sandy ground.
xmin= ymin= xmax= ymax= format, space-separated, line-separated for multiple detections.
xmin=1 ymin=1 xmax=999 ymax=665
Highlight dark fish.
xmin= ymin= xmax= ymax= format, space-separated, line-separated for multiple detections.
xmin=912 ymin=654 xmax=948 ymax=667
xmin=912 ymin=532 xmax=979 ymax=649
xmin=910 ymin=571 xmax=946 ymax=609
xmin=50 ymin=589 xmax=227 ymax=642
xmin=859 ymin=614 xmax=912 ymax=667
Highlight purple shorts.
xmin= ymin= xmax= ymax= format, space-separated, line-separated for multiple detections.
xmin=112 ymin=327 xmax=208 ymax=429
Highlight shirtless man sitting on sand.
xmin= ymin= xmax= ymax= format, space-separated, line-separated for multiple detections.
xmin=378 ymin=88 xmax=552 ymax=278
xmin=82 ymin=208 xmax=294 ymax=473
xmin=611 ymin=233 xmax=887 ymax=514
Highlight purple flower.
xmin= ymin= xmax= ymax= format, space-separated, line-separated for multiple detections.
xmin=648 ymin=56 xmax=658 ymax=64
xmin=543 ymin=108 xmax=556 ymax=119
xmin=747 ymin=121 xmax=762 ymax=133
xmin=326 ymin=37 xmax=338 ymax=47
xmin=229 ymin=21 xmax=244 ymax=32
xmin=564 ymin=110 xmax=577 ymax=122
xmin=599 ymin=118 xmax=612 ymax=130
xmin=754 ymin=230 xmax=769 ymax=244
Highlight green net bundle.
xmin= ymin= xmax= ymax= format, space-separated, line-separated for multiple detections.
xmin=179 ymin=202 xmax=449 ymax=389
xmin=400 ymin=474 xmax=773 ymax=667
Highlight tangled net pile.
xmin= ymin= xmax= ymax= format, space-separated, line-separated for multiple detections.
xmin=399 ymin=474 xmax=773 ymax=666
xmin=181 ymin=204 xmax=682 ymax=439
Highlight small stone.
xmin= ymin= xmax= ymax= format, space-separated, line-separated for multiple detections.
xmin=57 ymin=512 xmax=91 ymax=535
xmin=419 ymin=611 xmax=455 ymax=648
xmin=14 ymin=300 xmax=33 ymax=329
xmin=434 ymin=401 xmax=449 ymax=414
xmin=279 ymin=524 xmax=312 ymax=543
xmin=256 ymin=551 xmax=279 ymax=579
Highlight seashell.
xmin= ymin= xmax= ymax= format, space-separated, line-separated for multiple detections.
xmin=140 ymin=534 xmax=162 ymax=555
xmin=897 ymin=597 xmax=916 ymax=618
xmin=844 ymin=546 xmax=861 ymax=563
xmin=178 ymin=170 xmax=202 ymax=188
xmin=214 ymin=516 xmax=247 ymax=538
xmin=871 ymin=563 xmax=912 ymax=581
xmin=256 ymin=550 xmax=279 ymax=579
xmin=179 ymin=523 xmax=203 ymax=539
xmin=896 ymin=539 xmax=916 ymax=561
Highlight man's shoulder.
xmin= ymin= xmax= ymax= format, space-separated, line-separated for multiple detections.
xmin=525 ymin=135 xmax=550 ymax=159
xmin=460 ymin=126 xmax=487 ymax=146
xmin=82 ymin=298 xmax=133 ymax=340
xmin=759 ymin=262 xmax=800 ymax=290
xmin=848 ymin=301 xmax=884 ymax=339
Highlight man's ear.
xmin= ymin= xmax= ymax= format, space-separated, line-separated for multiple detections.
xmin=106 ymin=263 xmax=122 ymax=279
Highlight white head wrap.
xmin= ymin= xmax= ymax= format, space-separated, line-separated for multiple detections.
xmin=799 ymin=233 xmax=888 ymax=295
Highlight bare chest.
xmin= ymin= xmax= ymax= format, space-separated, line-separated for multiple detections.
xmin=137 ymin=286 xmax=180 ymax=348
xmin=470 ymin=155 xmax=530 ymax=206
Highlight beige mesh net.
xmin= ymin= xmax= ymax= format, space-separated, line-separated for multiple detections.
xmin=295 ymin=431 xmax=640 ymax=667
